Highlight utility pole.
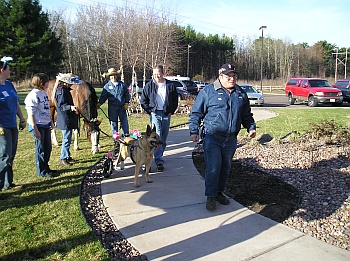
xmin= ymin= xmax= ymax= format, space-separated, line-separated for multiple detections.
xmin=187 ymin=44 xmax=191 ymax=77
xmin=332 ymin=49 xmax=348 ymax=81
xmin=259 ymin=26 xmax=267 ymax=91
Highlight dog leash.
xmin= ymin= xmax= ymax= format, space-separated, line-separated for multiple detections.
xmin=99 ymin=107 xmax=110 ymax=121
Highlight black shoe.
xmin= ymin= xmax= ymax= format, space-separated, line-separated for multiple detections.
xmin=206 ymin=197 xmax=216 ymax=211
xmin=60 ymin=159 xmax=72 ymax=166
xmin=39 ymin=173 xmax=53 ymax=178
xmin=157 ymin=164 xmax=164 ymax=172
xmin=8 ymin=183 xmax=22 ymax=189
xmin=3 ymin=183 xmax=20 ymax=190
xmin=48 ymin=169 xmax=59 ymax=176
xmin=67 ymin=157 xmax=75 ymax=163
xmin=215 ymin=192 xmax=230 ymax=205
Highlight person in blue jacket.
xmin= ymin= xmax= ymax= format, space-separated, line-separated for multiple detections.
xmin=189 ymin=63 xmax=256 ymax=211
xmin=53 ymin=73 xmax=80 ymax=167
xmin=140 ymin=65 xmax=178 ymax=172
xmin=98 ymin=68 xmax=130 ymax=136
xmin=0 ymin=56 xmax=26 ymax=197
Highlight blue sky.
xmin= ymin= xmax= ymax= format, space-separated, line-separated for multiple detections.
xmin=40 ymin=0 xmax=350 ymax=48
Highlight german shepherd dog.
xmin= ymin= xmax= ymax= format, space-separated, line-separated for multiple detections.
xmin=118 ymin=125 xmax=162 ymax=187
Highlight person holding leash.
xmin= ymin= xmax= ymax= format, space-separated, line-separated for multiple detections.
xmin=97 ymin=68 xmax=130 ymax=136
xmin=140 ymin=64 xmax=178 ymax=172
xmin=0 ymin=56 xmax=26 ymax=196
xmin=53 ymin=73 xmax=81 ymax=167
xmin=189 ymin=63 xmax=256 ymax=211
xmin=25 ymin=73 xmax=56 ymax=178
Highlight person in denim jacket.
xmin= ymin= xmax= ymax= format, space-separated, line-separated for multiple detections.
xmin=140 ymin=65 xmax=178 ymax=172
xmin=189 ymin=63 xmax=256 ymax=211
xmin=98 ymin=68 xmax=130 ymax=136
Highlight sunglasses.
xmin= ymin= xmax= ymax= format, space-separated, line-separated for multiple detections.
xmin=1 ymin=56 xmax=13 ymax=70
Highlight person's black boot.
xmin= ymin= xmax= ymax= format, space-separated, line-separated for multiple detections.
xmin=206 ymin=197 xmax=216 ymax=211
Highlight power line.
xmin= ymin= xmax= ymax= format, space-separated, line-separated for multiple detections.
xmin=55 ymin=0 xmax=249 ymax=37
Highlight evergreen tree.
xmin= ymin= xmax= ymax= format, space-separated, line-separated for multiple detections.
xmin=0 ymin=0 xmax=63 ymax=80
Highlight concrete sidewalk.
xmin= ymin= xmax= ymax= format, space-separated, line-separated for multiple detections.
xmin=101 ymin=109 xmax=350 ymax=260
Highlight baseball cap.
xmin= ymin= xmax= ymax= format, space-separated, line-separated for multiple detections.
xmin=218 ymin=63 xmax=238 ymax=75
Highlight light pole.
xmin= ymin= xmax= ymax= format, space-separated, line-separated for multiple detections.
xmin=259 ymin=26 xmax=267 ymax=91
xmin=187 ymin=44 xmax=191 ymax=77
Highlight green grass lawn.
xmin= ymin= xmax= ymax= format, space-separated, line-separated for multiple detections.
xmin=1 ymin=89 xmax=189 ymax=260
xmin=2 ymin=89 xmax=350 ymax=260
xmin=255 ymin=108 xmax=350 ymax=138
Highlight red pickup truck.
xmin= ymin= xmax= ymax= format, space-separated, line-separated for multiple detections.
xmin=285 ymin=78 xmax=343 ymax=107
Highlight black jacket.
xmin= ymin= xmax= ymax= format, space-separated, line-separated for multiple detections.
xmin=140 ymin=79 xmax=178 ymax=115
xmin=55 ymin=84 xmax=78 ymax=130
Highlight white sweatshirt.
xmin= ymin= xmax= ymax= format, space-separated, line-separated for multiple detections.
xmin=24 ymin=89 xmax=51 ymax=125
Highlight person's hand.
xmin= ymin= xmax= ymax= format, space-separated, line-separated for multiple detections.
xmin=19 ymin=120 xmax=26 ymax=130
xmin=190 ymin=134 xmax=199 ymax=142
xmin=249 ymin=129 xmax=256 ymax=139
xmin=0 ymin=125 xmax=5 ymax=135
xmin=71 ymin=105 xmax=77 ymax=112
xmin=123 ymin=103 xmax=129 ymax=110
xmin=96 ymin=102 xmax=101 ymax=109
xmin=34 ymin=128 xmax=41 ymax=140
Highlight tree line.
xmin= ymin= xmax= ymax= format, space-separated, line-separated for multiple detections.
xmin=0 ymin=0 xmax=348 ymax=86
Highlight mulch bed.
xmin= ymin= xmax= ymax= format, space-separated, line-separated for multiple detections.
xmin=192 ymin=148 xmax=300 ymax=223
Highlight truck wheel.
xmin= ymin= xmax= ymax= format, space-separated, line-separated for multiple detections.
xmin=288 ymin=94 xmax=295 ymax=105
xmin=308 ymin=96 xmax=318 ymax=107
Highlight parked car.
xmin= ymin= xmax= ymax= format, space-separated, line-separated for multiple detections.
xmin=171 ymin=79 xmax=199 ymax=95
xmin=168 ymin=80 xmax=189 ymax=100
xmin=285 ymin=78 xmax=343 ymax=107
xmin=128 ymin=79 xmax=151 ymax=96
xmin=165 ymin=75 xmax=190 ymax=81
xmin=239 ymin=84 xmax=264 ymax=106
xmin=332 ymin=79 xmax=350 ymax=103
xmin=129 ymin=79 xmax=189 ymax=100
xmin=193 ymin=81 xmax=210 ymax=90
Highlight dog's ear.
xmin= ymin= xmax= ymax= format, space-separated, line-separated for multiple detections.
xmin=146 ymin=125 xmax=151 ymax=136
xmin=151 ymin=124 xmax=156 ymax=133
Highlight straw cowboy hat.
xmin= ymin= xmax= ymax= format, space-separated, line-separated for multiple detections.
xmin=56 ymin=73 xmax=83 ymax=85
xmin=105 ymin=68 xmax=121 ymax=77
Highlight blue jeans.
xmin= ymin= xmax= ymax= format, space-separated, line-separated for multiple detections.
xmin=203 ymin=134 xmax=237 ymax=197
xmin=60 ymin=129 xmax=72 ymax=160
xmin=1 ymin=127 xmax=18 ymax=189
xmin=150 ymin=110 xmax=171 ymax=165
xmin=108 ymin=106 xmax=129 ymax=135
xmin=32 ymin=127 xmax=52 ymax=177
xmin=0 ymin=133 xmax=9 ymax=190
